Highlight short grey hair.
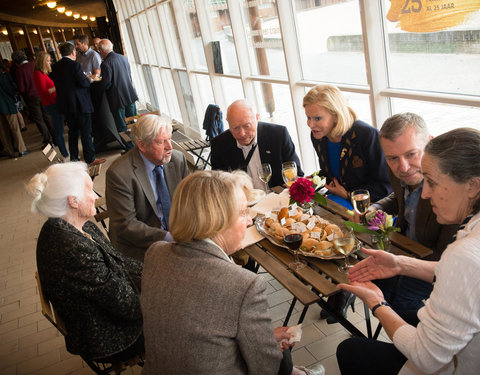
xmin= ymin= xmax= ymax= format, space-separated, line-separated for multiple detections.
xmin=130 ymin=114 xmax=172 ymax=146
xmin=425 ymin=127 xmax=480 ymax=213
xmin=379 ymin=113 xmax=430 ymax=142
xmin=98 ymin=39 xmax=113 ymax=54
xmin=26 ymin=162 xmax=89 ymax=218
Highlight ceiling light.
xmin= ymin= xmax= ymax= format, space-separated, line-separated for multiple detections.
xmin=65 ymin=10 xmax=72 ymax=16
xmin=81 ymin=15 xmax=88 ymax=20
xmin=90 ymin=16 xmax=96 ymax=21
xmin=73 ymin=13 xmax=80 ymax=19
xmin=47 ymin=29 xmax=50 ymax=33
xmin=2 ymin=30 xmax=8 ymax=35
xmin=19 ymin=30 xmax=24 ymax=35
xmin=46 ymin=2 xmax=56 ymax=9
xmin=57 ymin=7 xmax=65 ymax=13
xmin=33 ymin=30 xmax=38 ymax=34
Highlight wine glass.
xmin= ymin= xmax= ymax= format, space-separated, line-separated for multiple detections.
xmin=351 ymin=189 xmax=370 ymax=222
xmin=282 ymin=161 xmax=297 ymax=187
xmin=258 ymin=163 xmax=272 ymax=193
xmin=334 ymin=231 xmax=356 ymax=273
xmin=283 ymin=231 xmax=306 ymax=271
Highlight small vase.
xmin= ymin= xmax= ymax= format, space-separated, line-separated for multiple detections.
xmin=299 ymin=202 xmax=314 ymax=215
xmin=373 ymin=233 xmax=391 ymax=252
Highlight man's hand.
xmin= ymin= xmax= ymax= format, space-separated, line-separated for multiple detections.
xmin=347 ymin=248 xmax=401 ymax=282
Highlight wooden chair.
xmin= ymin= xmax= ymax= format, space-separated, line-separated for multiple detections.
xmin=35 ymin=272 xmax=144 ymax=374
xmin=94 ymin=196 xmax=109 ymax=234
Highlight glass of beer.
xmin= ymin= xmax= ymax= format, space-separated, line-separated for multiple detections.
xmin=282 ymin=161 xmax=297 ymax=187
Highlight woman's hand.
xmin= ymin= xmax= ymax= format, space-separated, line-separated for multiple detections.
xmin=337 ymin=281 xmax=385 ymax=309
xmin=273 ymin=326 xmax=294 ymax=352
xmin=326 ymin=177 xmax=349 ymax=199
xmin=347 ymin=248 xmax=401 ymax=282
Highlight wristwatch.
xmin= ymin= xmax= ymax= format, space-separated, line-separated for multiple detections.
xmin=371 ymin=301 xmax=390 ymax=317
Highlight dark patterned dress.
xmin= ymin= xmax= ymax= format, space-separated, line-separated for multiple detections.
xmin=36 ymin=218 xmax=143 ymax=360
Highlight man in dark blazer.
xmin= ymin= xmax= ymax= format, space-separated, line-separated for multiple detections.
xmin=50 ymin=42 xmax=103 ymax=165
xmin=373 ymin=113 xmax=459 ymax=323
xmin=211 ymin=99 xmax=303 ymax=189
xmin=98 ymin=39 xmax=138 ymax=134
xmin=106 ymin=115 xmax=189 ymax=261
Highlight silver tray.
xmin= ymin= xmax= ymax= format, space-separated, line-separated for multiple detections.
xmin=255 ymin=215 xmax=361 ymax=260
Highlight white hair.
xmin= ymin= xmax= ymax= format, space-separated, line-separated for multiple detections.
xmin=98 ymin=39 xmax=113 ymax=53
xmin=130 ymin=114 xmax=172 ymax=146
xmin=26 ymin=162 xmax=89 ymax=218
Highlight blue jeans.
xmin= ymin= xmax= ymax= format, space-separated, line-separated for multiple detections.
xmin=65 ymin=112 xmax=95 ymax=163
xmin=44 ymin=103 xmax=68 ymax=157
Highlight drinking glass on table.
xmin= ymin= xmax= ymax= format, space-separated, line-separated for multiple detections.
xmin=283 ymin=231 xmax=306 ymax=271
xmin=334 ymin=231 xmax=356 ymax=273
xmin=351 ymin=189 xmax=370 ymax=222
xmin=258 ymin=163 xmax=272 ymax=193
xmin=282 ymin=161 xmax=297 ymax=187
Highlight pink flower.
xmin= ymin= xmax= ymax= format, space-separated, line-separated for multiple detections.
xmin=289 ymin=178 xmax=315 ymax=205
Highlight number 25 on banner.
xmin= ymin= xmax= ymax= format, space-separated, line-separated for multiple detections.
xmin=387 ymin=0 xmax=480 ymax=32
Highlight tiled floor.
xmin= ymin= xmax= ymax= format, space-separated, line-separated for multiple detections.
xmin=0 ymin=125 xmax=388 ymax=374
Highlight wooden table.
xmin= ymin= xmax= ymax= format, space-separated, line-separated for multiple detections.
xmin=245 ymin=195 xmax=433 ymax=338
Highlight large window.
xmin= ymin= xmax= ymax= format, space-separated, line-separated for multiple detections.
xmin=115 ymin=0 xmax=480 ymax=174
xmin=293 ymin=0 xmax=368 ymax=85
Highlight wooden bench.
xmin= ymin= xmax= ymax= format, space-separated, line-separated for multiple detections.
xmin=176 ymin=137 xmax=211 ymax=170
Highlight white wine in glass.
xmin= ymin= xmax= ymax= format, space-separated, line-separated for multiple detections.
xmin=258 ymin=163 xmax=272 ymax=193
xmin=334 ymin=233 xmax=356 ymax=273
xmin=351 ymin=189 xmax=370 ymax=215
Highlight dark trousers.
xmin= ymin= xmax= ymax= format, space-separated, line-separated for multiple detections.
xmin=337 ymin=337 xmax=407 ymax=375
xmin=65 ymin=112 xmax=95 ymax=163
xmin=375 ymin=276 xmax=433 ymax=326
xmin=112 ymin=102 xmax=137 ymax=133
xmin=44 ymin=103 xmax=68 ymax=157
xmin=24 ymin=96 xmax=53 ymax=144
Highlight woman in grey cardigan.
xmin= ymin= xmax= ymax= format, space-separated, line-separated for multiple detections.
xmin=27 ymin=162 xmax=144 ymax=362
xmin=141 ymin=170 xmax=324 ymax=375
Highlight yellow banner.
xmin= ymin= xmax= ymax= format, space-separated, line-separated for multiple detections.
xmin=387 ymin=0 xmax=480 ymax=32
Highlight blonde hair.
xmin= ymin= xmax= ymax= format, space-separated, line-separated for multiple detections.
xmin=303 ymin=84 xmax=357 ymax=138
xmin=26 ymin=162 xmax=89 ymax=218
xmin=130 ymin=114 xmax=172 ymax=146
xmin=34 ymin=51 xmax=51 ymax=74
xmin=170 ymin=170 xmax=245 ymax=243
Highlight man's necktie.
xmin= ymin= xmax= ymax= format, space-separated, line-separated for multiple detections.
xmin=153 ymin=165 xmax=171 ymax=230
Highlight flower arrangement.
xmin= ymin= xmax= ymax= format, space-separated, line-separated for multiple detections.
xmin=288 ymin=172 xmax=327 ymax=209
xmin=345 ymin=209 xmax=400 ymax=250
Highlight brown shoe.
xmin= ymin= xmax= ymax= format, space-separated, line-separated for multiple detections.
xmin=89 ymin=158 xmax=106 ymax=166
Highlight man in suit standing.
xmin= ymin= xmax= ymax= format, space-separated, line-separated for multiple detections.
xmin=98 ymin=39 xmax=138 ymax=134
xmin=373 ymin=112 xmax=459 ymax=323
xmin=211 ymin=99 xmax=303 ymax=189
xmin=106 ymin=115 xmax=190 ymax=261
xmin=50 ymin=42 xmax=104 ymax=165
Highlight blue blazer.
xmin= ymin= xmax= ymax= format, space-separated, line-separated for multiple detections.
xmin=51 ymin=57 xmax=93 ymax=114
xmin=311 ymin=120 xmax=392 ymax=202
xmin=211 ymin=122 xmax=304 ymax=188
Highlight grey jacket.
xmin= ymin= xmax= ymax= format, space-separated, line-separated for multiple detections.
xmin=141 ymin=240 xmax=283 ymax=375
xmin=106 ymin=147 xmax=189 ymax=261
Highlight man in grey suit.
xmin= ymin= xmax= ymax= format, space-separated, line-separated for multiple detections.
xmin=106 ymin=115 xmax=190 ymax=261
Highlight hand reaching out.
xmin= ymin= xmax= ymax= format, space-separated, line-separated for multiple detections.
xmin=347 ymin=248 xmax=401 ymax=283
xmin=337 ymin=281 xmax=385 ymax=309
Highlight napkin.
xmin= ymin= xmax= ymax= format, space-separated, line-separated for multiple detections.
xmin=252 ymin=190 xmax=290 ymax=215
xmin=279 ymin=324 xmax=303 ymax=347
xmin=241 ymin=226 xmax=264 ymax=249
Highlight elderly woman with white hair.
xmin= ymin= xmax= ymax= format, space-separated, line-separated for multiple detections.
xmin=27 ymin=162 xmax=144 ymax=363
xmin=141 ymin=170 xmax=325 ymax=375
